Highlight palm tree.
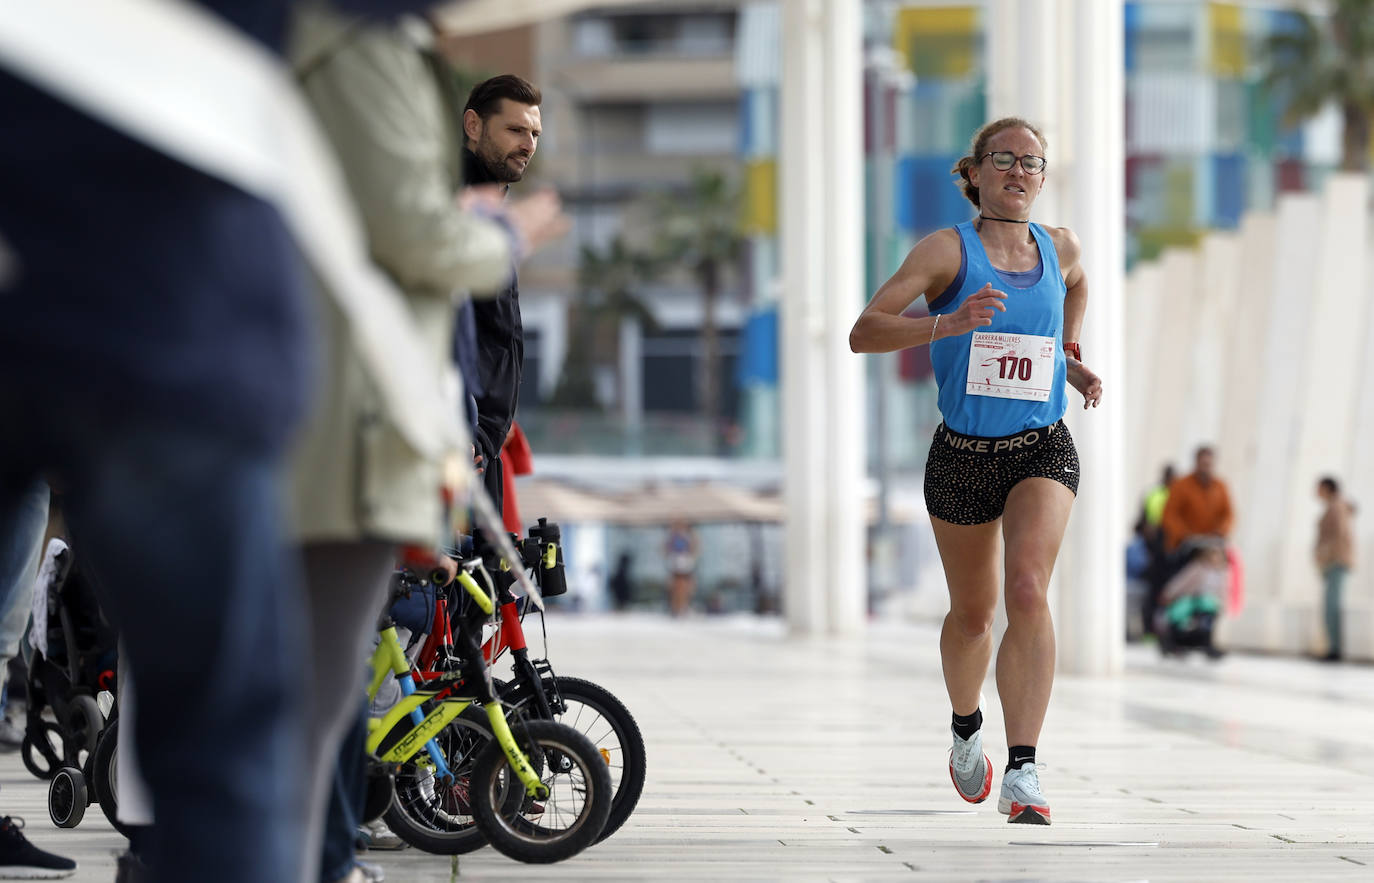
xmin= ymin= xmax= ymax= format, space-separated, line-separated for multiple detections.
xmin=551 ymin=237 xmax=658 ymax=409
xmin=1263 ymin=0 xmax=1374 ymax=172
xmin=652 ymin=168 xmax=745 ymax=431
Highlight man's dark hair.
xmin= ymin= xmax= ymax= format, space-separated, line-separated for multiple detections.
xmin=1195 ymin=445 xmax=1214 ymax=460
xmin=464 ymin=74 xmax=542 ymax=122
xmin=1319 ymin=476 xmax=1340 ymax=495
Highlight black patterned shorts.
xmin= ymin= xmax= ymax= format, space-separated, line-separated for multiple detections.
xmin=924 ymin=420 xmax=1079 ymax=525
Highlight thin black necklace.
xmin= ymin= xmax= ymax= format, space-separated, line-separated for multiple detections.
xmin=978 ymin=214 xmax=1027 ymax=224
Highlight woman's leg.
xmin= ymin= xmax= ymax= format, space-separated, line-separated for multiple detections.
xmin=298 ymin=542 xmax=396 ymax=883
xmin=929 ymin=517 xmax=1002 ymax=717
xmin=997 ymin=478 xmax=1075 ymax=748
xmin=320 ymin=700 xmax=369 ymax=883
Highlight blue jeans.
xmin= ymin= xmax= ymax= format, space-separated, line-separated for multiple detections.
xmin=0 ymin=479 xmax=48 ymax=613
xmin=0 ymin=413 xmax=308 ymax=883
xmin=1323 ymin=565 xmax=1347 ymax=657
xmin=321 ymin=703 xmax=368 ymax=882
xmin=0 ymin=480 xmax=48 ymax=712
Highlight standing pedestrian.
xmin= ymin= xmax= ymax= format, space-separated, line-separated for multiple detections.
xmin=1160 ymin=446 xmax=1233 ymax=554
xmin=460 ymin=74 xmax=553 ymax=517
xmin=849 ymin=117 xmax=1103 ymax=825
xmin=1314 ymin=476 xmax=1355 ymax=662
xmin=290 ymin=11 xmax=565 ymax=882
xmin=665 ymin=522 xmax=698 ymax=617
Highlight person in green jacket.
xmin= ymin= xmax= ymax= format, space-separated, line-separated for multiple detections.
xmin=288 ymin=7 xmax=567 ymax=881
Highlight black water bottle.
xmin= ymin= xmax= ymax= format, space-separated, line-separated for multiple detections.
xmin=527 ymin=517 xmax=567 ymax=597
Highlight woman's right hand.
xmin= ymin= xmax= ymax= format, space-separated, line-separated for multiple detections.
xmin=942 ymin=283 xmax=1007 ymax=338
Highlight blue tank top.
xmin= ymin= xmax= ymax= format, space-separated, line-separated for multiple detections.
xmin=927 ymin=220 xmax=1068 ymax=437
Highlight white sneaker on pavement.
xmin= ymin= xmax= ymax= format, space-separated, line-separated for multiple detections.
xmin=998 ymin=763 xmax=1051 ymax=825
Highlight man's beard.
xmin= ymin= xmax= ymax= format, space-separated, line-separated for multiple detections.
xmin=477 ymin=142 xmax=526 ymax=183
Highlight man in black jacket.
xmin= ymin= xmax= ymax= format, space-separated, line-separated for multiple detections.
xmin=461 ymin=74 xmax=544 ymax=515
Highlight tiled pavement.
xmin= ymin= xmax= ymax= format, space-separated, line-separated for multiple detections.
xmin=4 ymin=613 xmax=1371 ymax=882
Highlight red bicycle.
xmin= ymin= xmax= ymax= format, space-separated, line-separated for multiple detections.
xmin=404 ymin=521 xmax=645 ymax=844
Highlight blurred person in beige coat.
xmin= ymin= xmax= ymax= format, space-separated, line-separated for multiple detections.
xmin=287 ymin=5 xmax=566 ymax=881
xmin=1314 ymin=476 xmax=1356 ymax=662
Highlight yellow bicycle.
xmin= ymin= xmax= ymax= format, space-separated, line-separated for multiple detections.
xmin=366 ymin=559 xmax=611 ymax=863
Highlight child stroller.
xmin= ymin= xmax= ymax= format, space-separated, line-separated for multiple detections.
xmin=1154 ymin=539 xmax=1227 ymax=659
xmin=21 ymin=539 xmax=117 ymax=784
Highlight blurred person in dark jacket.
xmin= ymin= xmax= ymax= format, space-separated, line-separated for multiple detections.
xmin=0 ymin=2 xmax=467 ymax=881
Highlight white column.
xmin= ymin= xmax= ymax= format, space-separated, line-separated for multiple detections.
xmin=820 ymin=0 xmax=867 ymax=635
xmin=988 ymin=0 xmax=1126 ymax=674
xmin=987 ymin=0 xmax=1062 ymax=223
xmin=1055 ymin=0 xmax=1127 ymax=675
xmin=780 ymin=0 xmax=827 ymax=635
xmin=780 ymin=0 xmax=866 ymax=636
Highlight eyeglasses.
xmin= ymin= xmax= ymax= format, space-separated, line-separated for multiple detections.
xmin=981 ymin=151 xmax=1047 ymax=175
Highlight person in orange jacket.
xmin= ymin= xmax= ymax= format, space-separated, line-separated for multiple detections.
xmin=1161 ymin=446 xmax=1234 ymax=553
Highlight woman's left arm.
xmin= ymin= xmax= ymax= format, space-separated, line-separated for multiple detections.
xmin=1055 ymin=228 xmax=1103 ymax=409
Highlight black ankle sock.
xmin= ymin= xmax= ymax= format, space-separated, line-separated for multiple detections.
xmin=951 ymin=708 xmax=982 ymax=741
xmin=1007 ymin=745 xmax=1036 ymax=772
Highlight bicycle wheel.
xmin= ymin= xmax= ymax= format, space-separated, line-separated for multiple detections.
xmin=381 ymin=706 xmax=495 ymax=855
xmin=471 ymin=720 xmax=611 ymax=864
xmin=524 ymin=677 xmax=645 ymax=843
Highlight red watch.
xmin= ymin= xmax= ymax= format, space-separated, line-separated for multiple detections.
xmin=1063 ymin=342 xmax=1081 ymax=362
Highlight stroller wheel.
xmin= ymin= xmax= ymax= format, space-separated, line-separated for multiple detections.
xmin=65 ymin=694 xmax=104 ymax=756
xmin=49 ymin=767 xmax=88 ymax=828
xmin=92 ymin=717 xmax=137 ymax=839
xmin=21 ymin=719 xmax=66 ymax=781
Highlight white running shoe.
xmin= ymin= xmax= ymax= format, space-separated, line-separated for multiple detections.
xmin=998 ymin=763 xmax=1050 ymax=825
xmin=948 ymin=726 xmax=993 ymax=803
xmin=948 ymin=692 xmax=992 ymax=805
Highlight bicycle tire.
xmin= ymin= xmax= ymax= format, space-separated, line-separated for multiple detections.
xmin=512 ymin=676 xmax=644 ymax=843
xmin=381 ymin=706 xmax=495 ymax=855
xmin=470 ymin=720 xmax=611 ymax=864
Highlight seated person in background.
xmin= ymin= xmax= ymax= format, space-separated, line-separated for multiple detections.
xmin=1155 ymin=541 xmax=1227 ymax=658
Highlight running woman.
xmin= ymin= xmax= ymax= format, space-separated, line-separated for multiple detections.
xmin=849 ymin=117 xmax=1103 ymax=825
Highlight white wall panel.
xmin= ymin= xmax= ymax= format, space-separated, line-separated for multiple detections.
xmin=1334 ymin=192 xmax=1374 ymax=658
xmin=1235 ymin=192 xmax=1320 ymax=643
xmin=1274 ymin=175 xmax=1368 ymax=647
xmin=1142 ymin=249 xmax=1199 ymax=478
xmin=1124 ymin=262 xmax=1163 ymax=498
xmin=1218 ymin=211 xmax=1276 ymax=523
xmin=1126 ymin=190 xmax=1374 ymax=662
xmin=1176 ymin=232 xmax=1238 ymax=459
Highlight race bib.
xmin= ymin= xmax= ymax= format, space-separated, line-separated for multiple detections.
xmin=966 ymin=332 xmax=1056 ymax=401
